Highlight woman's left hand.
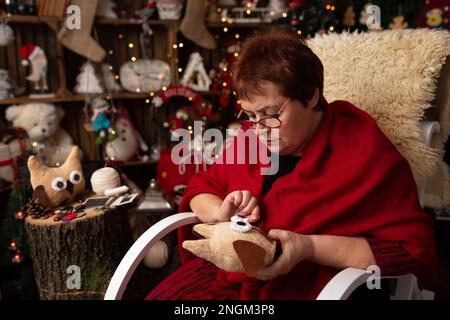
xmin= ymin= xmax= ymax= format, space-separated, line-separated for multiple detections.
xmin=256 ymin=229 xmax=314 ymax=281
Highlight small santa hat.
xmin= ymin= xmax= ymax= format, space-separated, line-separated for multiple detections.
xmin=20 ymin=44 xmax=42 ymax=66
xmin=146 ymin=0 xmax=156 ymax=9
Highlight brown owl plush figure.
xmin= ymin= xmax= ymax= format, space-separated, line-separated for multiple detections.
xmin=28 ymin=146 xmax=85 ymax=209
xmin=182 ymin=218 xmax=277 ymax=278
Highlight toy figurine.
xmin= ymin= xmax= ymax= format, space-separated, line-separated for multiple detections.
xmin=20 ymin=44 xmax=50 ymax=94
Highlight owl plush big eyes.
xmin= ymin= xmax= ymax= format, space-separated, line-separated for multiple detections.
xmin=28 ymin=146 xmax=86 ymax=209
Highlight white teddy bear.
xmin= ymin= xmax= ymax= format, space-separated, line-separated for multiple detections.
xmin=5 ymin=103 xmax=77 ymax=166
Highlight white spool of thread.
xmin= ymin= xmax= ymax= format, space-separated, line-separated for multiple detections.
xmin=90 ymin=167 xmax=121 ymax=196
xmin=143 ymin=240 xmax=169 ymax=269
xmin=104 ymin=185 xmax=129 ymax=197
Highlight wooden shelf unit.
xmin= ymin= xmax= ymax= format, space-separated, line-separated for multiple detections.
xmin=206 ymin=21 xmax=272 ymax=28
xmin=0 ymin=14 xmax=62 ymax=24
xmin=1 ymin=14 xmax=180 ymax=27
xmin=0 ymin=90 xmax=219 ymax=106
xmin=0 ymin=2 xmax=183 ymax=165
xmin=0 ymin=92 xmax=152 ymax=106
xmin=0 ymin=3 xmax=264 ymax=172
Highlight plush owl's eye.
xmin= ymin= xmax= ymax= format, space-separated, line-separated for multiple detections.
xmin=231 ymin=215 xmax=247 ymax=223
xmin=51 ymin=177 xmax=67 ymax=192
xmin=230 ymin=215 xmax=252 ymax=233
xmin=70 ymin=170 xmax=83 ymax=185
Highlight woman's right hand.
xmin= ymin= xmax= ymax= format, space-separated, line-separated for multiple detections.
xmin=216 ymin=190 xmax=260 ymax=223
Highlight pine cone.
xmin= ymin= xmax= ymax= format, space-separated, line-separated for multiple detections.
xmin=26 ymin=198 xmax=49 ymax=219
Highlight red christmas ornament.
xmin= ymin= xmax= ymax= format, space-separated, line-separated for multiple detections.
xmin=219 ymin=91 xmax=231 ymax=108
xmin=290 ymin=0 xmax=305 ymax=9
xmin=209 ymin=37 xmax=241 ymax=109
xmin=196 ymin=104 xmax=213 ymax=118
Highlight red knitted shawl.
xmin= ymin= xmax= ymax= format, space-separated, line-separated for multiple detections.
xmin=178 ymin=100 xmax=437 ymax=300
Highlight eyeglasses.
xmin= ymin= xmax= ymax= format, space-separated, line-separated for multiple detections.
xmin=236 ymin=98 xmax=290 ymax=129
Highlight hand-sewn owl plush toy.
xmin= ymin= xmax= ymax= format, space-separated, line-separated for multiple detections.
xmin=28 ymin=146 xmax=85 ymax=209
xmin=182 ymin=217 xmax=277 ymax=277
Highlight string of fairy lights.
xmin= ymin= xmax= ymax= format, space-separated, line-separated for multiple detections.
xmin=216 ymin=1 xmax=338 ymax=35
xmin=9 ymin=205 xmax=26 ymax=264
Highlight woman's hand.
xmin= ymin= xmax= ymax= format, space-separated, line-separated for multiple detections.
xmin=216 ymin=190 xmax=260 ymax=223
xmin=256 ymin=230 xmax=314 ymax=281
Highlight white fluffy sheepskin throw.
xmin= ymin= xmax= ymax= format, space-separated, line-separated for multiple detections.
xmin=308 ymin=29 xmax=450 ymax=208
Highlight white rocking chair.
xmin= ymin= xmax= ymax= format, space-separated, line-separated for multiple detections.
xmin=104 ymin=210 xmax=434 ymax=300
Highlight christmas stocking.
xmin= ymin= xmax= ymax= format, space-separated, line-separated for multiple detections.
xmin=180 ymin=0 xmax=217 ymax=50
xmin=58 ymin=0 xmax=106 ymax=62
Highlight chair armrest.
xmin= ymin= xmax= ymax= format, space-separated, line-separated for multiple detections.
xmin=104 ymin=212 xmax=199 ymax=300
xmin=316 ymin=267 xmax=370 ymax=300
xmin=317 ymin=268 xmax=433 ymax=300
xmin=419 ymin=121 xmax=440 ymax=147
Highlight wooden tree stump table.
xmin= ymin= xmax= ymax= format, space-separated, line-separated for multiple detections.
xmin=25 ymin=200 xmax=133 ymax=300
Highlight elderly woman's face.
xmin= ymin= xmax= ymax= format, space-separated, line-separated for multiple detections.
xmin=240 ymin=81 xmax=322 ymax=156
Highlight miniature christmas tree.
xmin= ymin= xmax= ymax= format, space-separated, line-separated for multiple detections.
xmin=74 ymin=62 xmax=104 ymax=94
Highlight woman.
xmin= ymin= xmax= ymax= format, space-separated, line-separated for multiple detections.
xmin=147 ymin=27 xmax=437 ymax=300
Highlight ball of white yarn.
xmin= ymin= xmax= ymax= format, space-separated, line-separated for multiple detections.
xmin=143 ymin=240 xmax=169 ymax=269
xmin=90 ymin=167 xmax=121 ymax=195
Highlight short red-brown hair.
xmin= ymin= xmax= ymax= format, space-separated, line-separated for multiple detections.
xmin=232 ymin=27 xmax=326 ymax=111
